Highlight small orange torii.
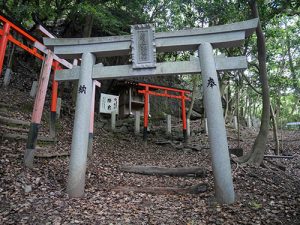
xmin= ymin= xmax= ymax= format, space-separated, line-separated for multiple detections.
xmin=138 ymin=82 xmax=191 ymax=141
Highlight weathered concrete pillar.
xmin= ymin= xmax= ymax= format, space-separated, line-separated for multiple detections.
xmin=187 ymin=118 xmax=191 ymax=137
xmin=3 ymin=68 xmax=12 ymax=86
xmin=135 ymin=111 xmax=140 ymax=134
xmin=233 ymin=116 xmax=238 ymax=130
xmin=49 ymin=112 xmax=56 ymax=137
xmin=129 ymin=87 xmax=132 ymax=114
xmin=111 ymin=111 xmax=116 ymax=130
xmin=49 ymin=96 xmax=62 ymax=137
xmin=247 ymin=116 xmax=252 ymax=128
xmin=166 ymin=114 xmax=171 ymax=135
xmin=204 ymin=118 xmax=208 ymax=135
xmin=56 ymin=98 xmax=62 ymax=119
xmin=67 ymin=52 xmax=95 ymax=197
xmin=30 ymin=81 xmax=38 ymax=97
xmin=198 ymin=42 xmax=235 ymax=204
xmin=49 ymin=96 xmax=62 ymax=138
xmin=143 ymin=86 xmax=149 ymax=141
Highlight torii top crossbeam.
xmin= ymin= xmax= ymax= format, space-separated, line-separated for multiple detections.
xmin=44 ymin=18 xmax=258 ymax=59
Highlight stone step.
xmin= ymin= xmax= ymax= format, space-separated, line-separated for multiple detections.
xmin=1 ymin=133 xmax=56 ymax=143
xmin=0 ymin=115 xmax=30 ymax=127
xmin=0 ymin=125 xmax=29 ymax=133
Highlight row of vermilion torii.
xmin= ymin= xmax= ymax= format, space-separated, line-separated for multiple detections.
xmin=0 ymin=14 xmax=259 ymax=204
xmin=0 ymin=15 xmax=190 ymax=172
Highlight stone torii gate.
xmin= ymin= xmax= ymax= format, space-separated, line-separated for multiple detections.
xmin=39 ymin=19 xmax=258 ymax=204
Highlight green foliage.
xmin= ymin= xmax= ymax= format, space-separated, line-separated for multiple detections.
xmin=1 ymin=0 xmax=299 ymax=122
xmin=249 ymin=200 xmax=262 ymax=210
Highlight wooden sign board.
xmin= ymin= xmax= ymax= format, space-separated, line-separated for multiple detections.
xmin=99 ymin=93 xmax=119 ymax=114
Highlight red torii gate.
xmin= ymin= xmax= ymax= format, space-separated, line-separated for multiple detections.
xmin=0 ymin=14 xmax=72 ymax=164
xmin=138 ymin=82 xmax=191 ymax=141
xmin=0 ymin=14 xmax=102 ymax=167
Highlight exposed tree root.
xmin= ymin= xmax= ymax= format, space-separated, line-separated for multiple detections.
xmin=119 ymin=165 xmax=207 ymax=177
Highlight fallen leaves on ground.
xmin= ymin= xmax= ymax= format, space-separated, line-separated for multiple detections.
xmin=0 ymin=87 xmax=299 ymax=225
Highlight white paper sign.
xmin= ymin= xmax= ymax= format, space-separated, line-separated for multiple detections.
xmin=99 ymin=93 xmax=119 ymax=114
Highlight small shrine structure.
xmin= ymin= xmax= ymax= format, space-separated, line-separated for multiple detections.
xmin=109 ymin=80 xmax=191 ymax=140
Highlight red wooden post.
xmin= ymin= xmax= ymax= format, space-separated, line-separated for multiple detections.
xmin=181 ymin=92 xmax=187 ymax=141
xmin=51 ymin=64 xmax=59 ymax=113
xmin=49 ymin=62 xmax=60 ymax=137
xmin=25 ymin=50 xmax=54 ymax=168
xmin=143 ymin=86 xmax=149 ymax=141
xmin=0 ymin=22 xmax=10 ymax=76
xmin=31 ymin=51 xmax=54 ymax=123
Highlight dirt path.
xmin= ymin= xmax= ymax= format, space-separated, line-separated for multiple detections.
xmin=0 ymin=87 xmax=299 ymax=224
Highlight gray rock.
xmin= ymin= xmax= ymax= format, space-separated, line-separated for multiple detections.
xmin=24 ymin=185 xmax=32 ymax=193
xmin=118 ymin=126 xmax=128 ymax=133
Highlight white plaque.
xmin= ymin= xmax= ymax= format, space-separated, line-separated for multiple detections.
xmin=99 ymin=93 xmax=119 ymax=114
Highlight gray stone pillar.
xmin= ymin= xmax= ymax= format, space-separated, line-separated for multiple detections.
xmin=49 ymin=112 xmax=56 ymax=137
xmin=67 ymin=52 xmax=95 ymax=197
xmin=49 ymin=97 xmax=62 ymax=138
xmin=129 ymin=87 xmax=132 ymax=115
xmin=30 ymin=81 xmax=38 ymax=97
xmin=247 ymin=116 xmax=252 ymax=128
xmin=166 ymin=114 xmax=171 ymax=135
xmin=204 ymin=118 xmax=208 ymax=135
xmin=233 ymin=116 xmax=238 ymax=130
xmin=135 ymin=111 xmax=140 ymax=134
xmin=56 ymin=98 xmax=62 ymax=119
xmin=187 ymin=118 xmax=191 ymax=137
xmin=3 ymin=68 xmax=12 ymax=86
xmin=111 ymin=111 xmax=116 ymax=130
xmin=198 ymin=42 xmax=235 ymax=204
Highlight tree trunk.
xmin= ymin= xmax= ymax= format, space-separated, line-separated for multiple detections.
xmin=83 ymin=14 xmax=94 ymax=38
xmin=236 ymin=77 xmax=241 ymax=148
xmin=286 ymin=26 xmax=299 ymax=95
xmin=270 ymin=104 xmax=279 ymax=155
xmin=248 ymin=91 xmax=252 ymax=119
xmin=286 ymin=27 xmax=299 ymax=117
xmin=224 ymin=85 xmax=230 ymax=122
xmin=239 ymin=0 xmax=270 ymax=166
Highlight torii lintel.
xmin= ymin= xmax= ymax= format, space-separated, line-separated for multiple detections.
xmin=43 ymin=18 xmax=258 ymax=59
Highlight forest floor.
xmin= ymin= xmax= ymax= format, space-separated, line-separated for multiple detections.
xmin=0 ymin=86 xmax=299 ymax=225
